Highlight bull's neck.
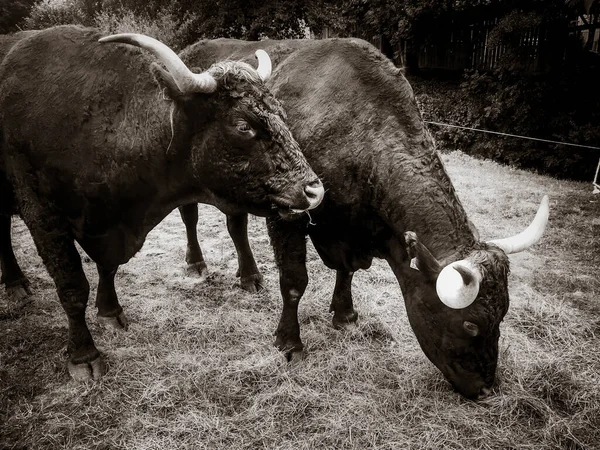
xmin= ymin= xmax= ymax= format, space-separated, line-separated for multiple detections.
xmin=105 ymin=96 xmax=202 ymax=228
xmin=374 ymin=133 xmax=477 ymax=264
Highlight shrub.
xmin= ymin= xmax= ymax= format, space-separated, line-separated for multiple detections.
xmin=94 ymin=8 xmax=199 ymax=51
xmin=0 ymin=0 xmax=37 ymax=33
xmin=412 ymin=62 xmax=600 ymax=182
xmin=24 ymin=0 xmax=89 ymax=29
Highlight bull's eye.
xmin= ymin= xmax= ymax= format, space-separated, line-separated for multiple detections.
xmin=236 ymin=120 xmax=256 ymax=137
xmin=463 ymin=321 xmax=480 ymax=337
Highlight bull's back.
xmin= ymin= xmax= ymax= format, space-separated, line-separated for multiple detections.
xmin=0 ymin=30 xmax=38 ymax=62
xmin=180 ymin=38 xmax=315 ymax=75
xmin=0 ymin=26 xmax=162 ymax=172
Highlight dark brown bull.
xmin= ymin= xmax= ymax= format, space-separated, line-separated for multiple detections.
xmin=178 ymin=38 xmax=549 ymax=399
xmin=0 ymin=26 xmax=323 ymax=380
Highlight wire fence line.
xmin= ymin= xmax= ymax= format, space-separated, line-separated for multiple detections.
xmin=424 ymin=121 xmax=600 ymax=151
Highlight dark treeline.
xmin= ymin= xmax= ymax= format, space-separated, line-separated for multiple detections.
xmin=1 ymin=0 xmax=599 ymax=180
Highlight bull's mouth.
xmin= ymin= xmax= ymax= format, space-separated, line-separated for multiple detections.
xmin=269 ymin=181 xmax=324 ymax=220
xmin=277 ymin=208 xmax=307 ymax=220
xmin=269 ymin=195 xmax=312 ymax=220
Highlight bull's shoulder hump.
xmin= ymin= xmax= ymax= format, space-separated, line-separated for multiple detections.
xmin=180 ymin=38 xmax=311 ymax=70
xmin=2 ymin=25 xmax=157 ymax=75
xmin=302 ymin=38 xmax=400 ymax=72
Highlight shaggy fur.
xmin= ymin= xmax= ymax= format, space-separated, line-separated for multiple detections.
xmin=0 ymin=26 xmax=320 ymax=380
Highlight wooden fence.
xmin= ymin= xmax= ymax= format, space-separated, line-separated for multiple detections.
xmin=419 ymin=20 xmax=541 ymax=71
xmin=415 ymin=15 xmax=599 ymax=72
xmin=320 ymin=12 xmax=600 ymax=72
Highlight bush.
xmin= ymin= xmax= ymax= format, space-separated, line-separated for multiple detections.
xmin=411 ymin=63 xmax=600 ymax=182
xmin=24 ymin=0 xmax=89 ymax=29
xmin=94 ymin=8 xmax=199 ymax=51
xmin=0 ymin=0 xmax=37 ymax=33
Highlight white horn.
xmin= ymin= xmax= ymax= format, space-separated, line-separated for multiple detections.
xmin=489 ymin=195 xmax=549 ymax=254
xmin=99 ymin=33 xmax=217 ymax=94
xmin=255 ymin=49 xmax=272 ymax=81
xmin=436 ymin=261 xmax=482 ymax=309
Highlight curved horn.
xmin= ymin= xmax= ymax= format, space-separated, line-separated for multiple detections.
xmin=99 ymin=33 xmax=217 ymax=94
xmin=255 ymin=49 xmax=272 ymax=81
xmin=489 ymin=195 xmax=549 ymax=254
xmin=436 ymin=261 xmax=482 ymax=309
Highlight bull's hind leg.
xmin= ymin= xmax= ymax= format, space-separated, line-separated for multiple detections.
xmin=0 ymin=215 xmax=31 ymax=304
xmin=179 ymin=203 xmax=263 ymax=292
xmin=227 ymin=214 xmax=263 ymax=292
xmin=267 ymin=216 xmax=309 ymax=362
xmin=330 ymin=270 xmax=359 ymax=330
xmin=178 ymin=203 xmax=208 ymax=280
xmin=95 ymin=264 xmax=128 ymax=330
xmin=18 ymin=198 xmax=105 ymax=380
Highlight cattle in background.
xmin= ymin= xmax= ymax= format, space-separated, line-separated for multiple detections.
xmin=0 ymin=30 xmax=39 ymax=302
xmin=0 ymin=26 xmax=323 ymax=381
xmin=179 ymin=38 xmax=549 ymax=399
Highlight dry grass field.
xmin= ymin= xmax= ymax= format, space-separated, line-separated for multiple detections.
xmin=1 ymin=150 xmax=599 ymax=450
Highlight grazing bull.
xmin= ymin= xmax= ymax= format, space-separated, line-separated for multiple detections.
xmin=178 ymin=38 xmax=549 ymax=399
xmin=0 ymin=26 xmax=323 ymax=381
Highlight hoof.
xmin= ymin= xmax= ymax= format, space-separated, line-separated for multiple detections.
xmin=185 ymin=262 xmax=208 ymax=281
xmin=98 ymin=311 xmax=129 ymax=331
xmin=332 ymin=311 xmax=359 ymax=330
xmin=240 ymin=274 xmax=264 ymax=293
xmin=4 ymin=279 xmax=32 ymax=308
xmin=334 ymin=320 xmax=358 ymax=332
xmin=286 ymin=348 xmax=306 ymax=364
xmin=67 ymin=356 xmax=107 ymax=381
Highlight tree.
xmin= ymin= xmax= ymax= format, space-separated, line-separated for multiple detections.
xmin=106 ymin=0 xmax=319 ymax=40
xmin=331 ymin=1 xmax=492 ymax=73
xmin=0 ymin=0 xmax=37 ymax=33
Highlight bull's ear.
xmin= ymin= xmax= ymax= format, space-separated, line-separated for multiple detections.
xmin=467 ymin=218 xmax=480 ymax=241
xmin=150 ymin=62 xmax=184 ymax=101
xmin=404 ymin=231 xmax=442 ymax=281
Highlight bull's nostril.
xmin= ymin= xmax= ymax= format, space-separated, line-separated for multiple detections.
xmin=304 ymin=180 xmax=324 ymax=206
xmin=305 ymin=188 xmax=318 ymax=200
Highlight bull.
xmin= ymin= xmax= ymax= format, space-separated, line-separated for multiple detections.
xmin=0 ymin=26 xmax=324 ymax=381
xmin=177 ymin=38 xmax=549 ymax=399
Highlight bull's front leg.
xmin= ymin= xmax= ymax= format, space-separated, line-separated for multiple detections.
xmin=95 ymin=264 xmax=128 ymax=330
xmin=330 ymin=270 xmax=359 ymax=330
xmin=17 ymin=190 xmax=105 ymax=380
xmin=226 ymin=214 xmax=263 ymax=292
xmin=178 ymin=203 xmax=208 ymax=280
xmin=267 ymin=216 xmax=309 ymax=361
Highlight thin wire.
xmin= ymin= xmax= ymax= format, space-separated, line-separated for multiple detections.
xmin=424 ymin=121 xmax=600 ymax=151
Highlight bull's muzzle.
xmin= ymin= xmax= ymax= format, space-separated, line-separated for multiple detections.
xmin=273 ymin=179 xmax=324 ymax=220
xmin=304 ymin=179 xmax=325 ymax=210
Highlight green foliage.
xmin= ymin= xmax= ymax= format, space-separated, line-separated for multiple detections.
xmin=403 ymin=0 xmax=600 ymax=181
xmin=98 ymin=0 xmax=318 ymax=40
xmin=413 ymin=61 xmax=600 ymax=181
xmin=20 ymin=0 xmax=324 ymax=43
xmin=0 ymin=0 xmax=37 ymax=32
xmin=184 ymin=0 xmax=309 ymax=39
xmin=24 ymin=0 xmax=91 ymax=29
xmin=94 ymin=8 xmax=198 ymax=50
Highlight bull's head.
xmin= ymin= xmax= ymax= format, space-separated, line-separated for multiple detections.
xmin=403 ymin=196 xmax=549 ymax=399
xmin=99 ymin=34 xmax=323 ymax=217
